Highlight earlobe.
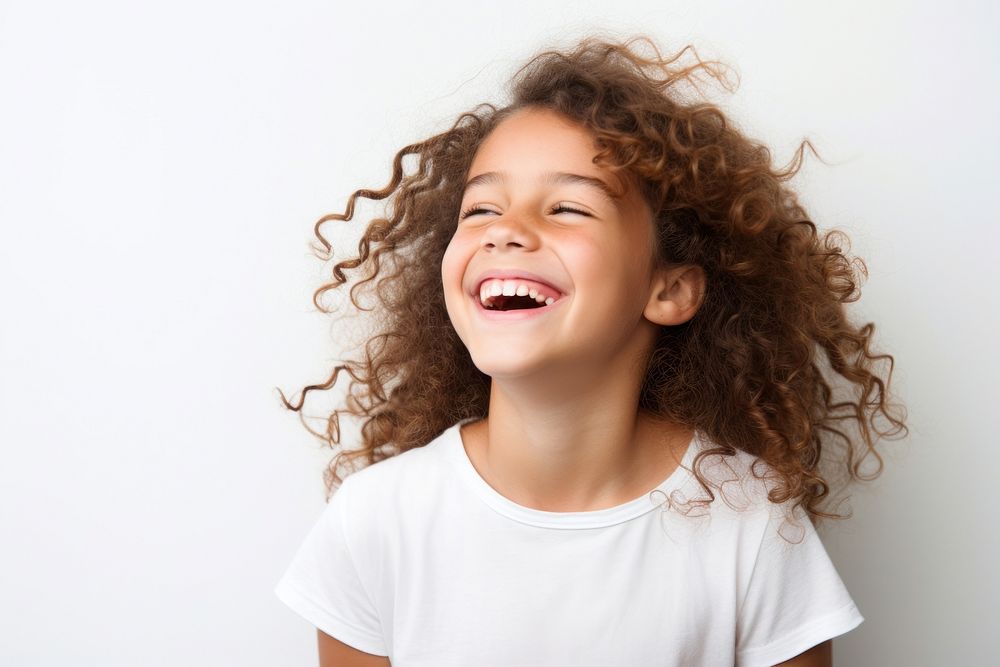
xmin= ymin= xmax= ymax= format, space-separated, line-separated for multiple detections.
xmin=643 ymin=265 xmax=706 ymax=326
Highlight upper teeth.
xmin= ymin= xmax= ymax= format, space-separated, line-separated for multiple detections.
xmin=479 ymin=279 xmax=556 ymax=307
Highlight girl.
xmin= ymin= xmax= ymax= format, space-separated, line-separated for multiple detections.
xmin=274 ymin=35 xmax=906 ymax=666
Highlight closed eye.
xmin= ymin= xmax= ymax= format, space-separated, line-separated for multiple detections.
xmin=459 ymin=204 xmax=591 ymax=220
xmin=458 ymin=206 xmax=496 ymax=219
xmin=551 ymin=204 xmax=589 ymax=216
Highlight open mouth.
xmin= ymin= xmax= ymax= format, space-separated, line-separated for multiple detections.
xmin=480 ymin=294 xmax=549 ymax=312
xmin=473 ymin=277 xmax=563 ymax=314
xmin=471 ymin=291 xmax=564 ymax=320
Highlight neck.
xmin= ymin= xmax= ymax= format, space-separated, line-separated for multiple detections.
xmin=461 ymin=350 xmax=692 ymax=512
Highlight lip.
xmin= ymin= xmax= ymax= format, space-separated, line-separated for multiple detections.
xmin=469 ymin=269 xmax=566 ymax=297
xmin=469 ymin=292 xmax=564 ymax=321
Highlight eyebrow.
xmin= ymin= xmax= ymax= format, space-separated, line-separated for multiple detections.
xmin=463 ymin=170 xmax=620 ymax=203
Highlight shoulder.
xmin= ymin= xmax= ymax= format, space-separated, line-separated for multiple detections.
xmin=330 ymin=423 xmax=464 ymax=561
xmin=335 ymin=423 xmax=459 ymax=512
xmin=677 ymin=432 xmax=807 ymax=536
xmin=685 ymin=433 xmax=780 ymax=510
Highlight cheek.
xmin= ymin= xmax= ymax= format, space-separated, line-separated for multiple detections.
xmin=440 ymin=233 xmax=476 ymax=313
xmin=569 ymin=235 xmax=646 ymax=302
xmin=440 ymin=235 xmax=465 ymax=287
xmin=439 ymin=236 xmax=477 ymax=349
xmin=564 ymin=235 xmax=617 ymax=280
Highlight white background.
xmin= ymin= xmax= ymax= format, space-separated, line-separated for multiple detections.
xmin=1 ymin=0 xmax=997 ymax=664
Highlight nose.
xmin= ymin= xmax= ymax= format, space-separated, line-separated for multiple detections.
xmin=480 ymin=210 xmax=541 ymax=251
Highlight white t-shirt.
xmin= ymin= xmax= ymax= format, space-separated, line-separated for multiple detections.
xmin=275 ymin=418 xmax=863 ymax=666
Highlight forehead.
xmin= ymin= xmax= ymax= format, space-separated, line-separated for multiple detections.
xmin=466 ymin=108 xmax=628 ymax=201
xmin=471 ymin=108 xmax=599 ymax=171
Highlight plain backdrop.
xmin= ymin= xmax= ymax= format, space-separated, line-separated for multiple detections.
xmin=1 ymin=0 xmax=997 ymax=664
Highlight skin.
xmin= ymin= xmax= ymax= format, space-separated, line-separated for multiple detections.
xmin=313 ymin=106 xmax=833 ymax=667
xmin=776 ymin=639 xmax=833 ymax=666
xmin=317 ymin=632 xmax=389 ymax=666
xmin=317 ymin=630 xmax=831 ymax=666
xmin=441 ymin=106 xmax=706 ymax=512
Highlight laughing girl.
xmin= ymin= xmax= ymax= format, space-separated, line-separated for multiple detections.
xmin=275 ymin=35 xmax=906 ymax=667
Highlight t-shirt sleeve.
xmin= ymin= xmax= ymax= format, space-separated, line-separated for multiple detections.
xmin=274 ymin=477 xmax=387 ymax=656
xmin=735 ymin=499 xmax=864 ymax=667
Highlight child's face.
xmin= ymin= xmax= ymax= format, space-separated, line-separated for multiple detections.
xmin=441 ymin=106 xmax=661 ymax=381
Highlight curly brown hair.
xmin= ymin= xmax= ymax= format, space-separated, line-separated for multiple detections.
xmin=277 ymin=34 xmax=907 ymax=530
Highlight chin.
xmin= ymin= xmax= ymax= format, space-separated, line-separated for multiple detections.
xmin=467 ymin=350 xmax=553 ymax=380
xmin=469 ymin=359 xmax=521 ymax=379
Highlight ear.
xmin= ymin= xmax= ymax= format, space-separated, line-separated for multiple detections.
xmin=643 ymin=264 xmax=706 ymax=326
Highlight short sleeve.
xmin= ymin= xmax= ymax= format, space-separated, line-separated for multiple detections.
xmin=274 ymin=477 xmax=387 ymax=656
xmin=735 ymin=500 xmax=864 ymax=667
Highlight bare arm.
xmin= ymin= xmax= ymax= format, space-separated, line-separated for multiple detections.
xmin=773 ymin=639 xmax=832 ymax=667
xmin=317 ymin=630 xmax=391 ymax=667
xmin=316 ymin=629 xmax=830 ymax=666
